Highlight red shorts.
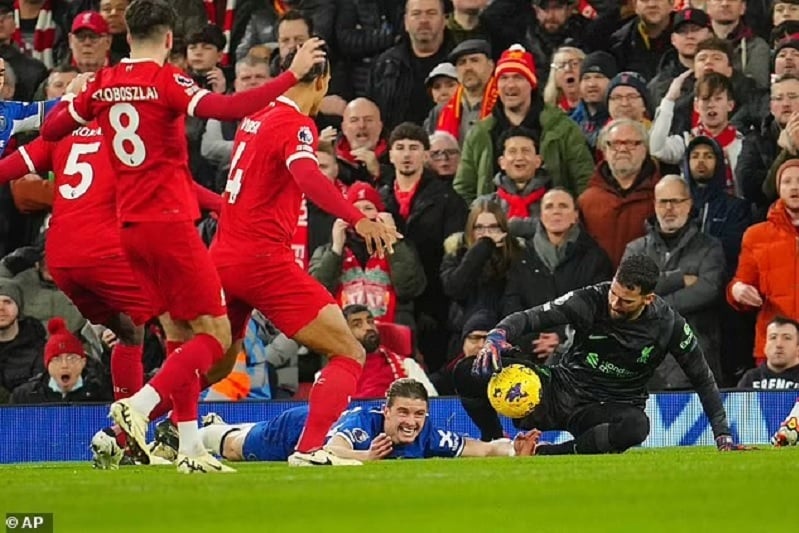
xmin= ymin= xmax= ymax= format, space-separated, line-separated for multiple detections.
xmin=215 ymin=250 xmax=335 ymax=339
xmin=119 ymin=220 xmax=226 ymax=321
xmin=48 ymin=256 xmax=156 ymax=326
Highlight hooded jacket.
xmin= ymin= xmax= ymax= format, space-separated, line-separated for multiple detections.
xmin=682 ymin=136 xmax=752 ymax=277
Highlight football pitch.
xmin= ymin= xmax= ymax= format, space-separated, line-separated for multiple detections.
xmin=1 ymin=447 xmax=796 ymax=532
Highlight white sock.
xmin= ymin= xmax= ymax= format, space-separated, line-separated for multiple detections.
xmin=786 ymin=398 xmax=799 ymax=422
xmin=200 ymin=425 xmax=239 ymax=457
xmin=178 ymin=421 xmax=204 ymax=456
xmin=126 ymin=384 xmax=160 ymax=416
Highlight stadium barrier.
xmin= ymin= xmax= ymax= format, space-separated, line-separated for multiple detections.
xmin=0 ymin=391 xmax=795 ymax=463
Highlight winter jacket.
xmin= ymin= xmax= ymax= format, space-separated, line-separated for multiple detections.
xmin=475 ymin=172 xmax=551 ymax=240
xmin=739 ymin=115 xmax=780 ymax=216
xmin=647 ymin=48 xmax=689 ymax=105
xmin=682 ymin=136 xmax=752 ymax=277
xmin=454 ymin=102 xmax=594 ymax=204
xmin=0 ymin=44 xmax=48 ymax=102
xmin=725 ymin=24 xmax=770 ymax=89
xmin=10 ymin=365 xmax=112 ymax=405
xmin=569 ymin=101 xmax=610 ymax=155
xmin=623 ymin=220 xmax=725 ymax=389
xmin=727 ymin=200 xmax=799 ymax=363
xmin=0 ymin=317 xmax=46 ymax=399
xmin=608 ymin=15 xmax=674 ymax=82
xmin=577 ymin=158 xmax=661 ymax=267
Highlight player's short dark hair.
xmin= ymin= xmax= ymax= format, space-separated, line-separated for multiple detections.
xmin=280 ymin=42 xmax=330 ymax=84
xmin=342 ymin=304 xmax=372 ymax=321
xmin=615 ymin=254 xmax=659 ymax=295
xmin=277 ymin=10 xmax=314 ymax=36
xmin=386 ymin=378 xmax=429 ymax=407
xmin=769 ymin=316 xmax=799 ymax=339
xmin=695 ymin=72 xmax=734 ymax=101
xmin=125 ymin=0 xmax=176 ymax=41
xmin=497 ymin=126 xmax=539 ymax=154
xmin=695 ymin=36 xmax=734 ymax=67
xmin=389 ymin=122 xmax=430 ymax=150
xmin=169 ymin=37 xmax=187 ymax=60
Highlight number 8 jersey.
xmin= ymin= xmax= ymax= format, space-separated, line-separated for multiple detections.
xmin=65 ymin=60 xmax=212 ymax=223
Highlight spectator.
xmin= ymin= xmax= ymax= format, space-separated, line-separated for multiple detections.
xmin=648 ymin=8 xmax=713 ymax=104
xmin=706 ymin=0 xmax=770 ymax=88
xmin=427 ymin=131 xmax=461 ymax=181
xmin=737 ymin=316 xmax=799 ymax=389
xmin=454 ymin=44 xmax=594 ymax=204
xmin=369 ymin=0 xmax=456 ymax=131
xmin=623 ymin=175 xmax=725 ymax=390
xmin=728 ymin=159 xmax=799 ymax=366
xmin=11 ymin=0 xmax=67 ymax=68
xmin=426 ymin=39 xmax=496 ymax=143
xmin=344 ymin=304 xmax=436 ymax=399
xmin=774 ymin=0 xmax=799 ymax=27
xmin=99 ymin=0 xmax=130 ymax=64
xmin=42 ymin=64 xmax=78 ymax=99
xmin=310 ymin=181 xmax=427 ymax=328
xmin=425 ymin=62 xmax=459 ymax=106
xmin=543 ymin=46 xmax=584 ymax=113
xmin=474 ymin=126 xmax=551 ymax=240
xmin=570 ymin=51 xmax=616 ymax=155
xmin=740 ymin=73 xmax=799 ymax=217
xmin=578 ymin=119 xmax=661 ymax=267
xmin=186 ymin=24 xmax=229 ymax=94
xmin=770 ymin=19 xmax=799 ymax=46
xmin=380 ymin=122 xmax=468 ymax=371
xmin=10 ymin=317 xmax=111 ymax=404
xmin=333 ymin=0 xmax=405 ymax=99
xmin=446 ymin=0 xmax=491 ymax=44
xmin=527 ymin=0 xmax=591 ymax=74
xmin=335 ymin=97 xmax=390 ymax=187
xmin=441 ymin=199 xmax=522 ymax=354
xmin=606 ymin=71 xmax=653 ymax=125
xmin=0 ymin=280 xmax=45 ymax=403
xmin=66 ymin=11 xmax=111 ymax=74
xmin=266 ymin=10 xmax=312 ymax=77
xmin=429 ymin=308 xmax=495 ymax=395
xmin=609 ymin=0 xmax=674 ymax=81
xmin=0 ymin=0 xmax=47 ymax=101
xmin=650 ymin=72 xmax=744 ymax=195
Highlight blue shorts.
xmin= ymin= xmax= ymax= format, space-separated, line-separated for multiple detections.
xmin=241 ymin=406 xmax=310 ymax=461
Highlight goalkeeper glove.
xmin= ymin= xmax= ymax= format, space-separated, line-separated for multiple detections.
xmin=715 ymin=434 xmax=753 ymax=451
xmin=472 ymin=328 xmax=511 ymax=377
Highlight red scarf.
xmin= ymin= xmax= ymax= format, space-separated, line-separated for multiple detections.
xmin=336 ymin=137 xmax=388 ymax=176
xmin=337 ymin=248 xmax=396 ymax=322
xmin=692 ymin=123 xmax=738 ymax=192
xmin=354 ymin=347 xmax=407 ymax=399
xmin=291 ymin=196 xmax=309 ymax=270
xmin=496 ymin=186 xmax=547 ymax=218
xmin=394 ymin=179 xmax=421 ymax=221
xmin=558 ymin=94 xmax=578 ymax=114
xmin=204 ymin=0 xmax=237 ymax=66
xmin=436 ymin=76 xmax=498 ymax=141
xmin=12 ymin=0 xmax=55 ymax=68
xmin=576 ymin=0 xmax=597 ymax=19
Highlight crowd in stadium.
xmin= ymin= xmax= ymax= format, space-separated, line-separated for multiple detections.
xmin=0 ymin=0 xmax=798 ymax=409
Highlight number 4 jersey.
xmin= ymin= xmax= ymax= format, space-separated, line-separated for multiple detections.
xmin=65 ymin=59 xmax=211 ymax=223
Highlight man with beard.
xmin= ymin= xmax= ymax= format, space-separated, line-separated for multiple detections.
xmin=197 ymin=378 xmax=540 ymax=462
xmin=0 ymin=280 xmax=45 ymax=402
xmin=609 ymin=0 xmax=674 ymax=82
xmin=455 ymin=253 xmax=742 ymax=453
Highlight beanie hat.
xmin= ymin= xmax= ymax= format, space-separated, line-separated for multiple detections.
xmin=0 ymin=280 xmax=23 ymax=312
xmin=580 ymin=51 xmax=618 ymax=80
xmin=461 ymin=309 xmax=497 ymax=342
xmin=776 ymin=158 xmax=799 ymax=189
xmin=495 ymin=44 xmax=538 ymax=90
xmin=606 ymin=71 xmax=653 ymax=118
xmin=774 ymin=31 xmax=799 ymax=54
xmin=347 ymin=181 xmax=385 ymax=212
xmin=44 ymin=317 xmax=85 ymax=366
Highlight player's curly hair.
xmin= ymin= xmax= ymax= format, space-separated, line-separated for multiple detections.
xmin=280 ymin=41 xmax=330 ymax=84
xmin=615 ymin=254 xmax=659 ymax=295
xmin=386 ymin=379 xmax=428 ymax=408
xmin=125 ymin=0 xmax=177 ymax=40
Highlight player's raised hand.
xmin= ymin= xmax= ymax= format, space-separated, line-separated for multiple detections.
xmin=288 ymin=37 xmax=327 ymax=80
xmin=354 ymin=217 xmax=401 ymax=258
xmin=472 ymin=328 xmax=511 ymax=377
xmin=367 ymin=433 xmax=394 ymax=460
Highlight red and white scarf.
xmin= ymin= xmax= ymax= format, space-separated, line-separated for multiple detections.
xmin=203 ymin=0 xmax=236 ymax=66
xmin=12 ymin=0 xmax=55 ymax=68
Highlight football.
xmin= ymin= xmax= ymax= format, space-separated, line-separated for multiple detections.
xmin=487 ymin=364 xmax=542 ymax=419
xmin=773 ymin=416 xmax=799 ymax=447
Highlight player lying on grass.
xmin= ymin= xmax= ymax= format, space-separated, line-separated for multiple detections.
xmin=456 ymin=254 xmax=745 ymax=454
xmin=198 ymin=378 xmax=541 ymax=463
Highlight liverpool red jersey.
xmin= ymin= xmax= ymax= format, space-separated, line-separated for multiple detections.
xmin=212 ymin=96 xmax=320 ymax=265
xmin=67 ymin=59 xmax=210 ymax=223
xmin=18 ymin=123 xmax=123 ymax=267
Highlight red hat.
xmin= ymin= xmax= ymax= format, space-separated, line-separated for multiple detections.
xmin=347 ymin=182 xmax=385 ymax=212
xmin=72 ymin=11 xmax=109 ymax=35
xmin=495 ymin=44 xmax=537 ymax=89
xmin=45 ymin=317 xmax=85 ymax=366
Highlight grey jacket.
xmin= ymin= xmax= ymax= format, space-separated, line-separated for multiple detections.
xmin=623 ymin=220 xmax=725 ymax=390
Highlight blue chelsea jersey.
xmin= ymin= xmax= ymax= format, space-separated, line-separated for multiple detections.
xmin=0 ymin=99 xmax=59 ymax=156
xmin=329 ymin=407 xmax=466 ymax=459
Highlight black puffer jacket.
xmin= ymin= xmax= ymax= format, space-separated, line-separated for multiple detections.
xmin=0 ymin=317 xmax=46 ymax=399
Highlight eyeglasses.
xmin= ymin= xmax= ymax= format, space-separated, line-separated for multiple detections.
xmin=606 ymin=140 xmax=644 ymax=151
xmin=608 ymin=93 xmax=643 ymax=103
xmin=73 ymin=32 xmax=103 ymax=43
xmin=656 ymin=198 xmax=691 ymax=208
xmin=430 ymin=149 xmax=460 ymax=160
xmin=551 ymin=59 xmax=581 ymax=71
xmin=474 ymin=223 xmax=501 ymax=232
xmin=50 ymin=354 xmax=84 ymax=364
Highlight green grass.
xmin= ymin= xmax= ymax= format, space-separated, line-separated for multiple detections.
xmin=1 ymin=447 xmax=797 ymax=532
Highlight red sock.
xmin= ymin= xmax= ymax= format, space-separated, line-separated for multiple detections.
xmin=295 ymin=356 xmax=362 ymax=453
xmin=150 ymin=374 xmax=212 ymax=422
xmin=171 ymin=373 xmax=201 ymax=422
xmin=148 ymin=333 xmax=223 ymax=403
xmin=166 ymin=340 xmax=183 ymax=356
xmin=111 ymin=343 xmax=143 ymax=400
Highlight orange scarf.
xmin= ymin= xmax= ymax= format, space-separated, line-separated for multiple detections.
xmin=436 ymin=76 xmax=499 ymax=140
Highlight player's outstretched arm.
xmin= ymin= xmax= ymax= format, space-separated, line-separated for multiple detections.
xmin=0 ymin=138 xmax=50 ymax=185
xmin=40 ymin=73 xmax=94 ymax=141
xmin=325 ymin=433 xmax=393 ymax=461
xmin=0 ymin=148 xmax=36 ymax=185
xmin=192 ymin=38 xmax=327 ymax=121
